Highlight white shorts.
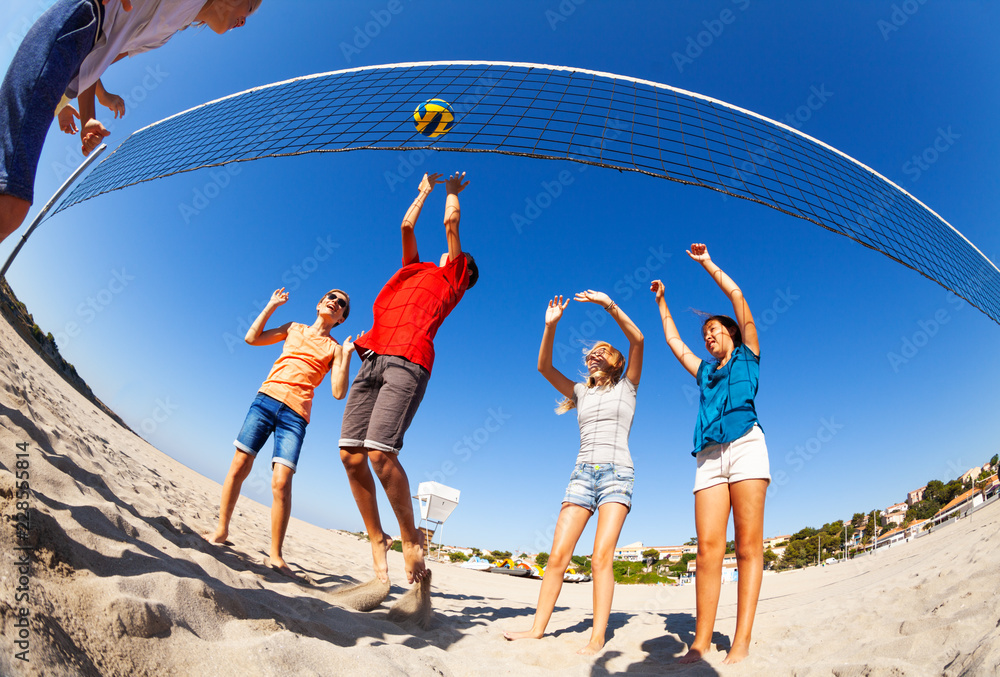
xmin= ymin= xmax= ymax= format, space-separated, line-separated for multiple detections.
xmin=693 ymin=424 xmax=770 ymax=493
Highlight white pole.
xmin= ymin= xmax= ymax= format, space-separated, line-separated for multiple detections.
xmin=1 ymin=144 xmax=107 ymax=279
xmin=872 ymin=509 xmax=877 ymax=555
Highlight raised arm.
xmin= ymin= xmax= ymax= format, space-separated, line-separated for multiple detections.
xmin=330 ymin=331 xmax=363 ymax=400
xmin=538 ymin=296 xmax=576 ymax=399
xmin=400 ymin=173 xmax=441 ymax=265
xmin=650 ymin=280 xmax=702 ymax=378
xmin=688 ymin=243 xmax=759 ymax=355
xmin=76 ymin=83 xmax=109 ymax=156
xmin=245 ymin=288 xmax=292 ymax=346
xmin=574 ymin=290 xmax=644 ymax=385
xmin=95 ymin=79 xmax=125 ymax=119
xmin=444 ymin=171 xmax=469 ymax=261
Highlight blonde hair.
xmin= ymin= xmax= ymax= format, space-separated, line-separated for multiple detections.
xmin=555 ymin=341 xmax=625 ymax=414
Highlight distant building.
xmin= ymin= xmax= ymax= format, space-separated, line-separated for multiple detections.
xmin=907 ymin=486 xmax=926 ymax=506
xmin=881 ymin=503 xmax=907 ymax=527
xmin=883 ymin=512 xmax=906 ymax=527
xmin=614 ymin=541 xmax=645 ymax=561
xmin=960 ymin=467 xmax=981 ymax=485
xmin=931 ymin=488 xmax=976 ymax=526
xmin=763 ymin=535 xmax=791 ymax=550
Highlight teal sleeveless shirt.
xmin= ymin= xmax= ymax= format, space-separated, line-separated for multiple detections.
xmin=692 ymin=343 xmax=761 ymax=455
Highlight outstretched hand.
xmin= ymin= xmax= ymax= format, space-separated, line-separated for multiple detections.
xmin=545 ymin=295 xmax=569 ymax=326
xmin=81 ymin=119 xmax=110 ymax=155
xmin=687 ymin=243 xmax=711 ymax=263
xmin=650 ymin=279 xmax=665 ymax=302
xmin=574 ymin=289 xmax=611 ymax=307
xmin=58 ymin=105 xmax=80 ymax=134
xmin=268 ymin=288 xmax=289 ymax=307
xmin=418 ymin=172 xmax=442 ymax=194
xmin=343 ymin=330 xmax=364 ymax=354
xmin=100 ymin=91 xmax=126 ymax=119
xmin=445 ymin=171 xmax=469 ymax=194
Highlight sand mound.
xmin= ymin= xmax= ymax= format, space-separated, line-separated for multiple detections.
xmin=0 ymin=310 xmax=998 ymax=676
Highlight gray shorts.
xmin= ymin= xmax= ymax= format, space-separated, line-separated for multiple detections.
xmin=339 ymin=354 xmax=430 ymax=454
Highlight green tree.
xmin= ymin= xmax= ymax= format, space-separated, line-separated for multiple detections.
xmin=851 ymin=513 xmax=866 ymax=528
xmin=684 ymin=536 xmax=697 ymax=546
xmin=990 ymin=454 xmax=998 ymax=469
xmin=906 ymin=499 xmax=941 ymax=521
xmin=924 ymin=480 xmax=947 ymax=504
xmin=535 ymin=552 xmax=549 ymax=568
xmin=449 ymin=552 xmax=469 ymax=562
xmin=492 ymin=550 xmax=512 ymax=560
xmin=641 ymin=548 xmax=660 ymax=563
xmin=669 ymin=553 xmax=696 ymax=575
xmin=763 ymin=549 xmax=778 ymax=568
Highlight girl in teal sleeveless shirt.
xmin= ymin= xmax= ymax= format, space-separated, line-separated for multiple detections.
xmin=651 ymin=243 xmax=769 ymax=666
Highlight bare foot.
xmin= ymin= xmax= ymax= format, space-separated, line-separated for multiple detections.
xmin=371 ymin=534 xmax=393 ymax=583
xmin=722 ymin=644 xmax=750 ymax=664
xmin=267 ymin=556 xmax=300 ymax=580
xmin=203 ymin=529 xmax=233 ymax=546
xmin=503 ymin=629 xmax=543 ymax=641
xmin=402 ymin=530 xmax=426 ymax=584
xmin=678 ymin=646 xmax=707 ymax=664
xmin=577 ymin=638 xmax=605 ymax=655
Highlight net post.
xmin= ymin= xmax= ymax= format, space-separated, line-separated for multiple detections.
xmin=0 ymin=144 xmax=107 ymax=279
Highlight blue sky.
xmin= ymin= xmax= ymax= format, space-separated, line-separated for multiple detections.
xmin=3 ymin=1 xmax=999 ymax=556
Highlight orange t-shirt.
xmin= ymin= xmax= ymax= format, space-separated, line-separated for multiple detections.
xmin=257 ymin=323 xmax=338 ymax=423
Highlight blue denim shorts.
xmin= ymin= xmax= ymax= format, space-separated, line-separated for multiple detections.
xmin=234 ymin=393 xmax=307 ymax=472
xmin=0 ymin=0 xmax=102 ymax=202
xmin=563 ymin=463 xmax=634 ymax=513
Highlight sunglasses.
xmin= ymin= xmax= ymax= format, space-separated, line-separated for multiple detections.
xmin=325 ymin=293 xmax=347 ymax=309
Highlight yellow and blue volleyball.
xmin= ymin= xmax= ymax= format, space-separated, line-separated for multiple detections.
xmin=413 ymin=98 xmax=456 ymax=138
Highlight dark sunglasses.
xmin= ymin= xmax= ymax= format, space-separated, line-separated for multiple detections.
xmin=325 ymin=293 xmax=347 ymax=309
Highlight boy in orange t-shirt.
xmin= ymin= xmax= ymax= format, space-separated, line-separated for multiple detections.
xmin=207 ymin=287 xmax=361 ymax=577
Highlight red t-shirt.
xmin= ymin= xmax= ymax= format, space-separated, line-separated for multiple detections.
xmin=354 ymin=254 xmax=468 ymax=373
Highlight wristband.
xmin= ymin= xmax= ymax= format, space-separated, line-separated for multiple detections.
xmin=605 ymin=301 xmax=617 ymax=312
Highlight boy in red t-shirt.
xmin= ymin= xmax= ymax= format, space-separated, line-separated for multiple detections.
xmin=340 ymin=171 xmax=478 ymax=587
xmin=207 ymin=287 xmax=359 ymax=578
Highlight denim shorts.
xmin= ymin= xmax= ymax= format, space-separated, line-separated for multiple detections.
xmin=563 ymin=463 xmax=634 ymax=513
xmin=0 ymin=0 xmax=102 ymax=203
xmin=339 ymin=353 xmax=429 ymax=455
xmin=234 ymin=393 xmax=308 ymax=472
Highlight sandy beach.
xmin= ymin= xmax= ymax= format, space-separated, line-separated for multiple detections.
xmin=1 ymin=308 xmax=998 ymax=677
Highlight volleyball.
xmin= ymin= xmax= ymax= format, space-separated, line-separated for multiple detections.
xmin=413 ymin=98 xmax=456 ymax=138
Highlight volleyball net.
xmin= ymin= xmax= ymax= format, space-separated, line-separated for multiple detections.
xmin=52 ymin=61 xmax=1000 ymax=324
